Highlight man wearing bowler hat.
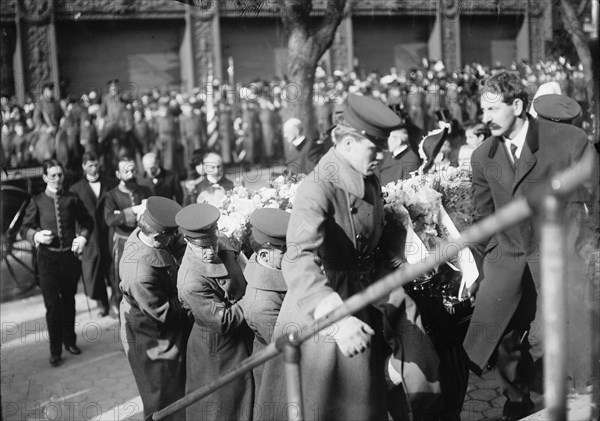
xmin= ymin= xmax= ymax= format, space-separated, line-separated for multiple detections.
xmin=176 ymin=204 xmax=253 ymax=421
xmin=239 ymin=208 xmax=290 ymax=396
xmin=119 ymin=196 xmax=191 ymax=421
xmin=256 ymin=93 xmax=440 ymax=421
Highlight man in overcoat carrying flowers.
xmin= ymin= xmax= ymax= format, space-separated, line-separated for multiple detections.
xmin=255 ymin=94 xmax=441 ymax=421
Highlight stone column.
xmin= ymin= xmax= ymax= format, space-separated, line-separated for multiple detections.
xmin=330 ymin=14 xmax=353 ymax=73
xmin=188 ymin=1 xmax=220 ymax=87
xmin=15 ymin=0 xmax=59 ymax=98
xmin=0 ymin=23 xmax=16 ymax=97
xmin=528 ymin=0 xmax=545 ymax=63
xmin=440 ymin=0 xmax=461 ymax=69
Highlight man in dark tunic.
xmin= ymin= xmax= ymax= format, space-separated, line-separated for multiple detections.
xmin=21 ymin=160 xmax=94 ymax=366
xmin=104 ymin=156 xmax=152 ymax=316
xmin=70 ymin=152 xmax=117 ymax=316
xmin=119 ymin=196 xmax=190 ymax=421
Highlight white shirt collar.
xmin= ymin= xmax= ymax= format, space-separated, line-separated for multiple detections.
xmin=292 ymin=136 xmax=306 ymax=147
xmin=392 ymin=144 xmax=409 ymax=158
xmin=504 ymin=119 xmax=529 ymax=160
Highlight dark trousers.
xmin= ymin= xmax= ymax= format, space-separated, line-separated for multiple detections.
xmin=37 ymin=248 xmax=81 ymax=357
xmin=492 ymin=266 xmax=541 ymax=403
xmin=111 ymin=233 xmax=129 ymax=311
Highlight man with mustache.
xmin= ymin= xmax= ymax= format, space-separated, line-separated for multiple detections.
xmin=464 ymin=72 xmax=598 ymax=420
xmin=104 ymin=156 xmax=152 ymax=317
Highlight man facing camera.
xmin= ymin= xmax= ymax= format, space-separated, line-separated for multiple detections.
xmin=138 ymin=152 xmax=183 ymax=204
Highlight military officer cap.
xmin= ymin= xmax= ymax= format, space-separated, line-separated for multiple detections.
xmin=343 ymin=93 xmax=402 ymax=146
xmin=533 ymin=94 xmax=581 ymax=124
xmin=143 ymin=196 xmax=182 ymax=234
xmin=249 ymin=208 xmax=291 ymax=247
xmin=176 ymin=203 xmax=220 ymax=243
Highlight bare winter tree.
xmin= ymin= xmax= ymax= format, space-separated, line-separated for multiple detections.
xmin=558 ymin=0 xmax=598 ymax=138
xmin=178 ymin=0 xmax=348 ymax=139
xmin=277 ymin=0 xmax=347 ymax=138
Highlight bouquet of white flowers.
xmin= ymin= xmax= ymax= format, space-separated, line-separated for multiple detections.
xmin=217 ymin=174 xmax=304 ymax=256
xmin=382 ymin=173 xmax=479 ymax=349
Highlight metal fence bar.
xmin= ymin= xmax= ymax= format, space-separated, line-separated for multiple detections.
xmin=149 ymin=150 xmax=596 ymax=421
xmin=541 ymin=195 xmax=567 ymax=420
xmin=283 ymin=333 xmax=304 ymax=421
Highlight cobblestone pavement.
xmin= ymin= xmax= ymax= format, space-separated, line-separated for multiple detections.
xmin=1 ymin=286 xmax=519 ymax=421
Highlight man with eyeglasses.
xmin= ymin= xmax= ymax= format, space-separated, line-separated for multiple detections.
xmin=192 ymin=152 xmax=234 ymax=201
xmin=70 ymin=152 xmax=117 ymax=317
xmin=119 ymin=196 xmax=191 ymax=421
xmin=21 ymin=159 xmax=94 ymax=367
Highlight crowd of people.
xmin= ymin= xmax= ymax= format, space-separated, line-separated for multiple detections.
xmin=6 ymin=58 xmax=599 ymax=421
xmin=0 ymin=57 xmax=593 ymax=177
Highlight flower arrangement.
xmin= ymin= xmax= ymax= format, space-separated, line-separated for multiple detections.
xmin=216 ymin=174 xmax=304 ymax=255
xmin=382 ymin=168 xmax=479 ymax=307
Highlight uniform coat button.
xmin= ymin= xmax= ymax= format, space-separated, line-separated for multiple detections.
xmin=349 ymin=206 xmax=358 ymax=214
xmin=356 ymin=234 xmax=363 ymax=241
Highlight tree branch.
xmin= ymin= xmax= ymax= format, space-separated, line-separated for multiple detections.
xmin=577 ymin=0 xmax=590 ymax=18
xmin=312 ymin=0 xmax=348 ymax=58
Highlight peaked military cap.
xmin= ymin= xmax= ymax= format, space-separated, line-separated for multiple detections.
xmin=143 ymin=196 xmax=182 ymax=233
xmin=343 ymin=93 xmax=402 ymax=145
xmin=176 ymin=203 xmax=220 ymax=239
xmin=533 ymin=94 xmax=581 ymax=124
xmin=249 ymin=208 xmax=291 ymax=247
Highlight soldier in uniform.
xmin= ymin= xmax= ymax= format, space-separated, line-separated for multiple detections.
xmin=119 ymin=196 xmax=191 ymax=421
xmin=176 ymin=204 xmax=253 ymax=421
xmin=256 ymin=93 xmax=440 ymax=421
xmin=239 ymin=208 xmax=290 ymax=394
xmin=21 ymin=160 xmax=94 ymax=366
xmin=104 ymin=156 xmax=152 ymax=316
xmin=32 ymin=83 xmax=63 ymax=163
xmin=70 ymin=152 xmax=117 ymax=316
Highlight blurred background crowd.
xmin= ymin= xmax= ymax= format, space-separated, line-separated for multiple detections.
xmin=1 ymin=56 xmax=592 ymax=181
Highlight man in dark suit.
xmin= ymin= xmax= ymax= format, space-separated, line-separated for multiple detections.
xmin=70 ymin=152 xmax=117 ymax=317
xmin=138 ymin=152 xmax=183 ymax=205
xmin=379 ymin=127 xmax=421 ymax=185
xmin=282 ymin=117 xmax=320 ymax=176
xmin=464 ymin=72 xmax=598 ymax=420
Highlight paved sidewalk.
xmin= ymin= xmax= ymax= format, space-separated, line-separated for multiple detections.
xmin=2 ymin=292 xmax=143 ymax=421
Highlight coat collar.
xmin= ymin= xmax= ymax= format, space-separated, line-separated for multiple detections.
xmin=244 ymin=254 xmax=287 ymax=292
xmin=316 ymin=147 xmax=371 ymax=198
xmin=487 ymin=116 xmax=539 ymax=193
xmin=181 ymin=248 xmax=228 ymax=278
xmin=128 ymin=228 xmax=176 ymax=268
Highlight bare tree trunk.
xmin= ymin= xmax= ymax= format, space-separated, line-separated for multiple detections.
xmin=559 ymin=0 xmax=598 ymax=139
xmin=281 ymin=0 xmax=347 ymax=139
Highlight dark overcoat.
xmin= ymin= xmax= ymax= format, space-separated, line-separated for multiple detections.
xmin=70 ymin=176 xmax=117 ymax=301
xmin=256 ymin=148 xmax=440 ymax=421
xmin=239 ymin=255 xmax=287 ymax=394
xmin=464 ymin=117 xmax=598 ymax=391
xmin=378 ymin=148 xmax=422 ymax=185
xmin=119 ymin=229 xmax=191 ymax=420
xmin=178 ymin=238 xmax=254 ymax=421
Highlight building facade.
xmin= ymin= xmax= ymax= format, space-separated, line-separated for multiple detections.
xmin=0 ymin=0 xmax=549 ymax=102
